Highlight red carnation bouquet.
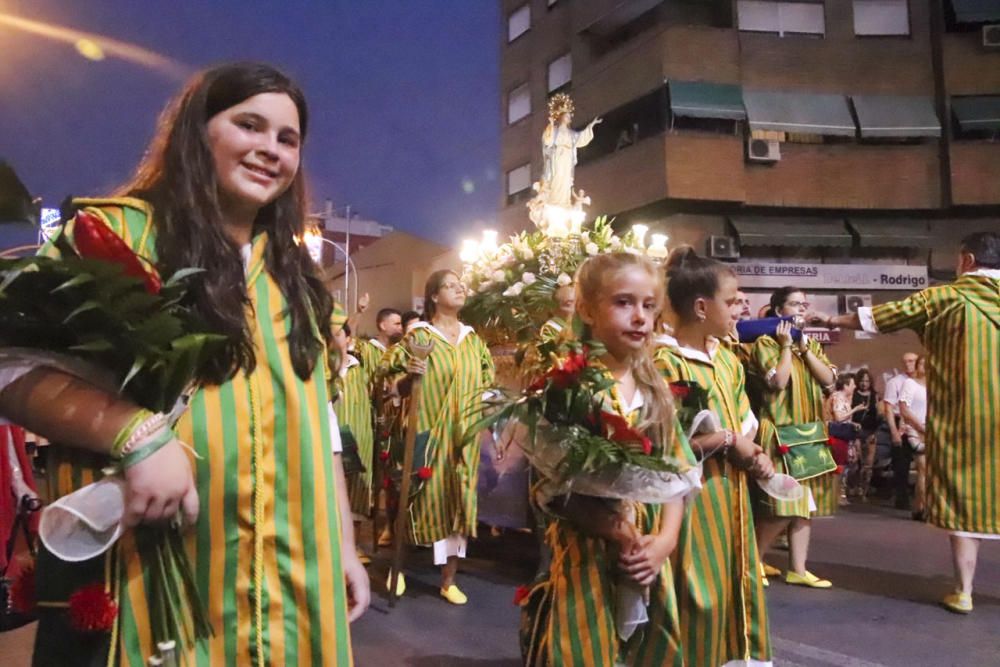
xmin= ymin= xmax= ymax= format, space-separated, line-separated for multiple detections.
xmin=469 ymin=337 xmax=692 ymax=504
xmin=0 ymin=208 xmax=220 ymax=655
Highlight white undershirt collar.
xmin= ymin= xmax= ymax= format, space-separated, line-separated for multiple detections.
xmin=410 ymin=320 xmax=475 ymax=347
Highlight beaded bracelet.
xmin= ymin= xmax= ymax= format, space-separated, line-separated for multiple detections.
xmin=116 ymin=413 xmax=168 ymax=459
xmin=121 ymin=426 xmax=174 ymax=470
xmin=111 ymin=409 xmax=154 ymax=459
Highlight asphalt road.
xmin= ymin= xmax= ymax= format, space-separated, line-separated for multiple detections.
xmin=3 ymin=502 xmax=997 ymax=666
xmin=351 ymin=502 xmax=999 ymax=667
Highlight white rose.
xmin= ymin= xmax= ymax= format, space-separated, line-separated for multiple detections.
xmin=503 ymin=282 xmax=524 ymax=297
xmin=610 ymin=236 xmax=622 ymax=248
xmin=585 ymin=242 xmax=599 ymax=256
xmin=519 ymin=247 xmax=534 ymax=260
xmin=557 ymin=273 xmax=572 ymax=287
xmin=522 ymin=272 xmax=537 ymax=285
xmin=492 ymin=270 xmax=506 ymax=283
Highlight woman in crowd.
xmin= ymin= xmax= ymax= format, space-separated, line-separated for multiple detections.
xmin=0 ymin=62 xmax=366 ymax=665
xmin=825 ymin=372 xmax=862 ymax=504
xmin=900 ymin=356 xmax=928 ymax=521
xmin=656 ymin=246 xmax=774 ymax=667
xmin=851 ymin=368 xmax=881 ymax=499
xmin=384 ymin=269 xmax=494 ymax=604
xmin=751 ymin=286 xmax=839 ymax=590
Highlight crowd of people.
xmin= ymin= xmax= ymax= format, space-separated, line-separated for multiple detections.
xmin=0 ymin=62 xmax=997 ymax=666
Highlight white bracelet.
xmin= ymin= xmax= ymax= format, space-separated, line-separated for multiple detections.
xmin=121 ymin=413 xmax=168 ymax=456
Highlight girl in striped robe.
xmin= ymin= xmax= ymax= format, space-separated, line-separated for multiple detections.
xmin=750 ymin=287 xmax=839 ymax=590
xmin=0 ymin=63 xmax=366 ymax=665
xmin=384 ymin=269 xmax=495 ymax=604
xmin=655 ymin=246 xmax=775 ymax=667
xmin=522 ymin=253 xmax=695 ymax=667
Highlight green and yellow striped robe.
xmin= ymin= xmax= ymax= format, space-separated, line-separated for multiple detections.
xmin=521 ymin=381 xmax=695 ymax=667
xmin=335 ymin=351 xmax=375 ymax=517
xmin=36 ymin=199 xmax=353 ymax=666
xmin=383 ymin=322 xmax=494 ymax=544
xmin=870 ymin=274 xmax=1000 ymax=534
xmin=748 ymin=335 xmax=839 ymax=518
xmin=539 ymin=317 xmax=568 ymax=344
xmin=358 ymin=337 xmax=388 ymax=373
xmin=655 ymin=341 xmax=772 ymax=667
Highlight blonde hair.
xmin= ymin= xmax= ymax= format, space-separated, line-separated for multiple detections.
xmin=575 ymin=253 xmax=674 ymax=453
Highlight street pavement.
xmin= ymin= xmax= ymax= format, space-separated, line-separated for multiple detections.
xmin=351 ymin=502 xmax=999 ymax=666
xmin=2 ymin=502 xmax=997 ymax=666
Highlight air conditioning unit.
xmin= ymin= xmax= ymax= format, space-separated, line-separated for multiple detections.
xmin=747 ymin=137 xmax=781 ymax=163
xmin=839 ymin=293 xmax=872 ymax=315
xmin=983 ymin=24 xmax=1000 ymax=48
xmin=709 ymin=235 xmax=739 ymax=260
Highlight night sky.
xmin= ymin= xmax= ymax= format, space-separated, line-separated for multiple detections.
xmin=0 ymin=1 xmax=500 ymax=245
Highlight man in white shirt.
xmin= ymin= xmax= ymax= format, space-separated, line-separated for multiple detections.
xmin=883 ymin=352 xmax=919 ymax=509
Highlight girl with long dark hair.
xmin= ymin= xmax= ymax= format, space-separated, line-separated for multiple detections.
xmin=0 ymin=62 xmax=367 ymax=665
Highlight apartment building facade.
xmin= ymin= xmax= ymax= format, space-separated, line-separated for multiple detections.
xmin=499 ymin=0 xmax=1000 ymax=367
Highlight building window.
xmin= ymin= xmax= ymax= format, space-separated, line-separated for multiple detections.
xmin=578 ymin=87 xmax=669 ymax=164
xmin=508 ymin=83 xmax=531 ymax=125
xmin=506 ymin=163 xmax=532 ymax=204
xmin=737 ymin=1 xmax=826 ymax=37
xmin=853 ymin=0 xmax=909 ymax=36
xmin=508 ymin=4 xmax=530 ymax=43
xmin=547 ymin=53 xmax=572 ymax=93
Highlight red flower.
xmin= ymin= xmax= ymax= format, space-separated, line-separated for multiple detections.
xmin=669 ymin=383 xmax=691 ymax=400
xmin=835 ymin=465 xmax=845 ymax=474
xmin=9 ymin=561 xmax=36 ymax=614
xmin=547 ymin=350 xmax=588 ymax=389
xmin=417 ymin=466 xmax=433 ymax=480
xmin=641 ymin=437 xmax=653 ymax=456
xmin=382 ymin=477 xmax=393 ymax=489
xmin=379 ymin=450 xmax=390 ymax=462
xmin=68 ymin=583 xmax=118 ymax=632
xmin=74 ymin=211 xmax=162 ymax=295
xmin=777 ymin=444 xmax=791 ymax=455
xmin=379 ymin=430 xmax=392 ymax=441
xmin=826 ymin=437 xmax=836 ymax=446
xmin=513 ymin=584 xmax=531 ymax=606
xmin=601 ymin=412 xmax=641 ymax=443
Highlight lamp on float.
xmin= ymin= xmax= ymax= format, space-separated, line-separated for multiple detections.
xmin=631 ymin=223 xmax=648 ymax=249
xmin=481 ymin=229 xmax=499 ymax=255
xmin=647 ymin=233 xmax=669 ymax=260
xmin=459 ymin=239 xmax=480 ymax=264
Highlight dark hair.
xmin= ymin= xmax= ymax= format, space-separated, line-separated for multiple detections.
xmin=376 ymin=307 xmax=401 ymax=326
xmin=663 ymin=245 xmax=735 ymax=321
xmin=423 ymin=270 xmax=458 ymax=321
xmin=961 ymin=231 xmax=1000 ymax=269
xmin=119 ymin=62 xmax=330 ymax=384
xmin=855 ymin=367 xmax=873 ymax=388
xmin=835 ymin=372 xmax=856 ymax=391
xmin=401 ymin=310 xmax=420 ymax=327
xmin=342 ymin=322 xmax=352 ymax=337
xmin=766 ymin=286 xmax=803 ymax=318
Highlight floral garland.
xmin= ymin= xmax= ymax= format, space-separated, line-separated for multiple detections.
xmin=460 ymin=216 xmax=638 ymax=345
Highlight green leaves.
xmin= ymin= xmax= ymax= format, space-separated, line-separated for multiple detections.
xmin=0 ymin=255 xmax=228 ymax=413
